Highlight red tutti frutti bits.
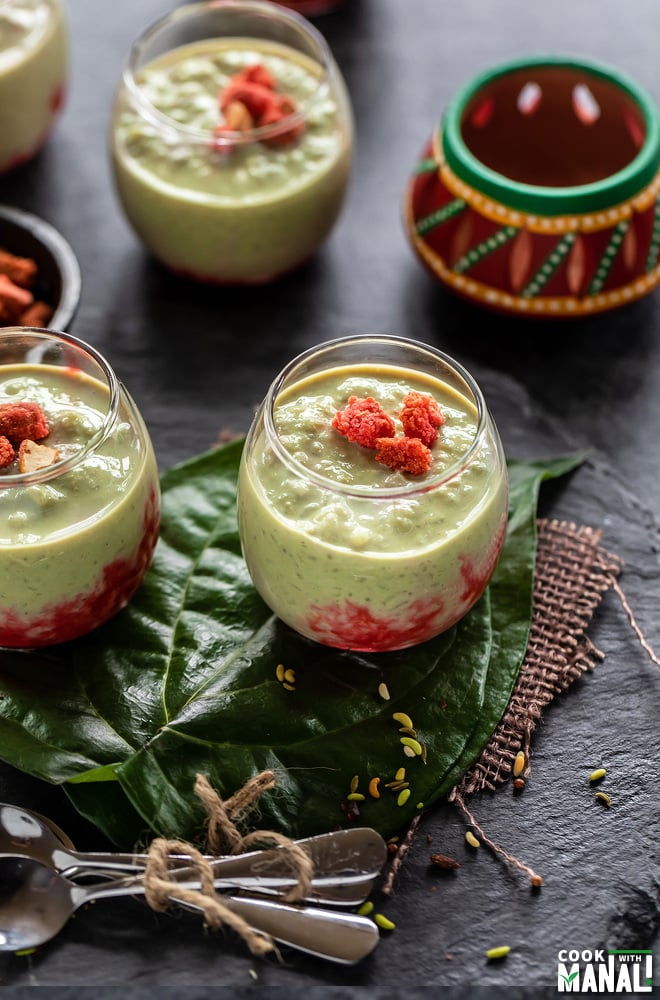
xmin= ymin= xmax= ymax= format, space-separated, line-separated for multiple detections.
xmin=400 ymin=390 xmax=444 ymax=447
xmin=0 ymin=401 xmax=50 ymax=443
xmin=220 ymin=80 xmax=276 ymax=120
xmin=234 ymin=63 xmax=276 ymax=90
xmin=215 ymin=62 xmax=304 ymax=150
xmin=375 ymin=436 xmax=433 ymax=475
xmin=259 ymin=95 xmax=304 ymax=147
xmin=332 ymin=396 xmax=396 ymax=448
xmin=0 ymin=435 xmax=14 ymax=469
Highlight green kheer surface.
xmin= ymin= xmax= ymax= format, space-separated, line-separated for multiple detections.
xmin=115 ymin=38 xmax=344 ymax=202
xmin=0 ymin=364 xmax=157 ymax=612
xmin=258 ymin=364 xmax=494 ymax=554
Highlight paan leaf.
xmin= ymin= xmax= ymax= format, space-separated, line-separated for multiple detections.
xmin=0 ymin=441 xmax=584 ymax=846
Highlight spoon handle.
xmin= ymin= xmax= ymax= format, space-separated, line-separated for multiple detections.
xmin=71 ymin=877 xmax=379 ymax=965
xmin=211 ymin=894 xmax=379 ymax=964
xmin=57 ymin=826 xmax=386 ymax=881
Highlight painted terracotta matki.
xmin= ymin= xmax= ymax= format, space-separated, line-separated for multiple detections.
xmin=405 ymin=55 xmax=660 ymax=317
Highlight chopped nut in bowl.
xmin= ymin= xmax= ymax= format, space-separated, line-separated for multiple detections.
xmin=0 ymin=204 xmax=81 ymax=331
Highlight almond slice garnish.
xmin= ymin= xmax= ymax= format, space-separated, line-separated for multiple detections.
xmin=18 ymin=439 xmax=60 ymax=473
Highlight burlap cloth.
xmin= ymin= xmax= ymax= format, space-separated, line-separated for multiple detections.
xmin=383 ymin=517 xmax=627 ymax=891
xmin=455 ymin=517 xmax=622 ymax=798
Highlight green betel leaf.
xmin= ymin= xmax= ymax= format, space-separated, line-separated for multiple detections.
xmin=0 ymin=442 xmax=584 ymax=846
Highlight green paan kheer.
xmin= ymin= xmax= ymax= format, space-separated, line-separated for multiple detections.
xmin=111 ymin=37 xmax=352 ymax=281
xmin=0 ymin=0 xmax=67 ymax=173
xmin=238 ymin=363 xmax=508 ymax=651
xmin=0 ymin=364 xmax=159 ymax=647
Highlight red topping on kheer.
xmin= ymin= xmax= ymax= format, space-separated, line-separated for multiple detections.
xmin=375 ymin=436 xmax=433 ymax=475
xmin=220 ymin=79 xmax=276 ymax=120
xmin=0 ymin=435 xmax=14 ymax=468
xmin=400 ymin=390 xmax=444 ymax=447
xmin=214 ymin=62 xmax=304 ymax=151
xmin=234 ymin=63 xmax=276 ymax=90
xmin=332 ymin=396 xmax=396 ymax=448
xmin=0 ymin=401 xmax=49 ymax=443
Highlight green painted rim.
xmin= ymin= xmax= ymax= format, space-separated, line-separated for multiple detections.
xmin=442 ymin=54 xmax=660 ymax=216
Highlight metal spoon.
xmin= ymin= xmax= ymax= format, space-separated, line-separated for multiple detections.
xmin=0 ymin=804 xmax=385 ymax=906
xmin=0 ymin=856 xmax=379 ymax=964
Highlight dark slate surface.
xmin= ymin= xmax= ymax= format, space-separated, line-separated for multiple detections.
xmin=1 ymin=0 xmax=660 ymax=994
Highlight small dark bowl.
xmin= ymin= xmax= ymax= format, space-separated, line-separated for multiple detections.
xmin=0 ymin=204 xmax=81 ymax=331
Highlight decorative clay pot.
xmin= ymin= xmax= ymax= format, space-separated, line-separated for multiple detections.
xmin=405 ymin=55 xmax=660 ymax=317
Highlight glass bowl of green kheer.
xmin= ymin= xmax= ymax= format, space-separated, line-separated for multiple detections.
xmin=237 ymin=335 xmax=509 ymax=652
xmin=0 ymin=328 xmax=160 ymax=647
xmin=109 ymin=0 xmax=354 ymax=284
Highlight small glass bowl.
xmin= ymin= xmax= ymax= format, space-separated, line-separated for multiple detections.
xmin=237 ymin=334 xmax=508 ymax=652
xmin=405 ymin=55 xmax=660 ymax=317
xmin=109 ymin=0 xmax=354 ymax=284
xmin=0 ymin=329 xmax=160 ymax=648
xmin=0 ymin=0 xmax=68 ymax=175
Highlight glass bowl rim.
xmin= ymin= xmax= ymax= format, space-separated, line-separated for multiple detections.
xmin=441 ymin=53 xmax=660 ymax=216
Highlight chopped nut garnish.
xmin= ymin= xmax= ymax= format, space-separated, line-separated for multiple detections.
xmin=18 ymin=439 xmax=60 ymax=473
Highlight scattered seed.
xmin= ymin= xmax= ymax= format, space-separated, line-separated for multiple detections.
xmin=387 ymin=842 xmax=398 ymax=854
xmin=416 ymin=802 xmax=424 ymax=810
xmin=392 ymin=711 xmax=414 ymax=729
xmin=387 ymin=836 xmax=399 ymax=844
xmin=420 ymin=742 xmax=428 ymax=765
xmin=282 ymin=682 xmax=296 ymax=691
xmin=14 ymin=948 xmax=37 ymax=957
xmin=390 ymin=781 xmax=410 ymax=792
xmin=374 ymin=913 xmax=396 ymax=931
xmin=350 ymin=774 xmax=359 ymax=793
xmin=595 ymin=791 xmax=612 ymax=808
xmin=485 ymin=945 xmax=511 ymax=960
xmin=398 ymin=725 xmax=418 ymax=738
xmin=430 ymin=853 xmax=461 ymax=870
xmin=284 ymin=668 xmax=296 ymax=684
xmin=465 ymin=831 xmax=480 ymax=848
xmin=530 ymin=873 xmax=543 ymax=887
xmin=403 ymin=745 xmax=416 ymax=758
xmin=368 ymin=776 xmax=381 ymax=799
xmin=275 ymin=663 xmax=285 ymax=682
xmin=378 ymin=682 xmax=391 ymax=700
xmin=513 ymin=778 xmax=526 ymax=790
xmin=395 ymin=766 xmax=406 ymax=781
xmin=347 ymin=792 xmax=366 ymax=802
xmin=400 ymin=736 xmax=423 ymax=755
xmin=249 ymin=969 xmax=258 ymax=980
xmin=513 ymin=750 xmax=526 ymax=777
xmin=397 ymin=788 xmax=411 ymax=807
xmin=589 ymin=768 xmax=607 ymax=782
xmin=357 ymin=901 xmax=374 ymax=916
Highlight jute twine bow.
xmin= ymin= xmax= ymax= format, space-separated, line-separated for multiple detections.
xmin=142 ymin=771 xmax=313 ymax=957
